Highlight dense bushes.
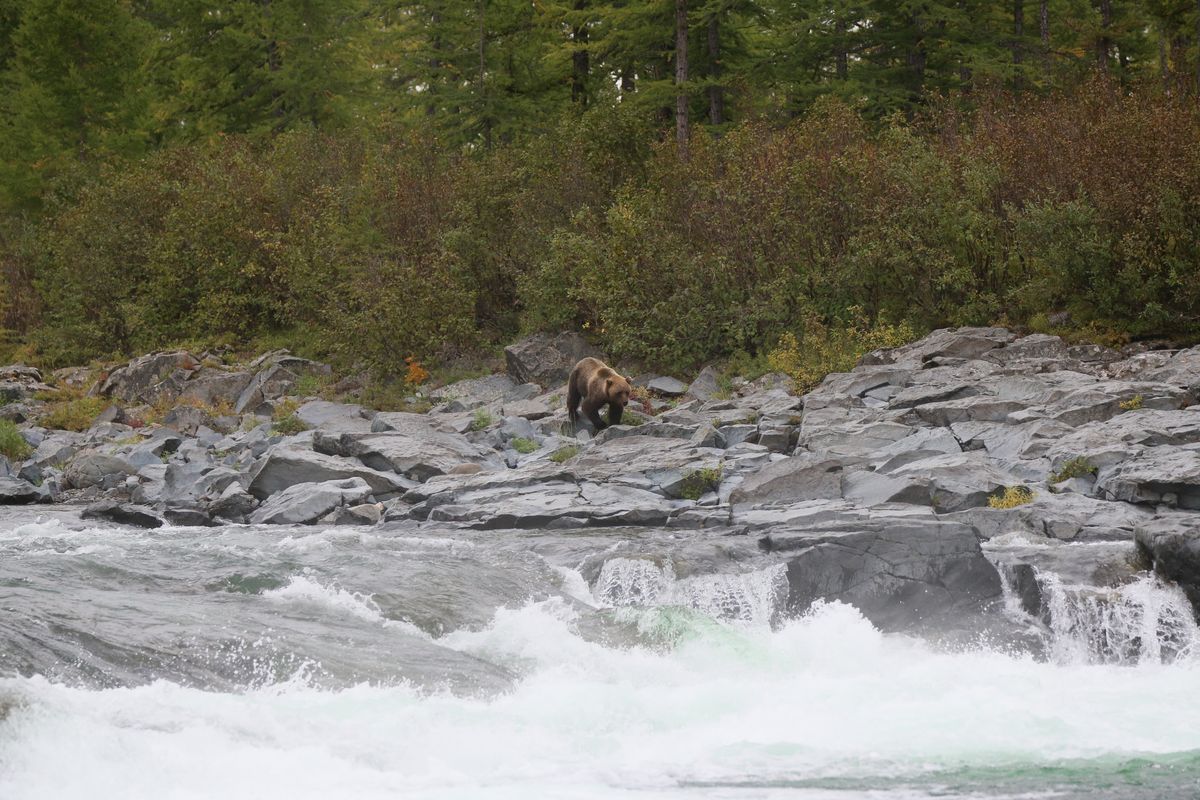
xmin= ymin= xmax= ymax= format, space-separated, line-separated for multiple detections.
xmin=4 ymin=84 xmax=1200 ymax=374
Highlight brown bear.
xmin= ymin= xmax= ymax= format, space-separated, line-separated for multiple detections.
xmin=566 ymin=357 xmax=632 ymax=432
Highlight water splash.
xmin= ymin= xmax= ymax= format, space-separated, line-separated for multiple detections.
xmin=1039 ymin=572 xmax=1200 ymax=666
xmin=591 ymin=558 xmax=787 ymax=625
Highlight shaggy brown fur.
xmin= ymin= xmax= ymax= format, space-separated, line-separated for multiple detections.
xmin=566 ymin=357 xmax=632 ymax=432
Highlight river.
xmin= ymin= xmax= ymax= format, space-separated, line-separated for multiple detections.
xmin=2 ymin=508 xmax=1199 ymax=799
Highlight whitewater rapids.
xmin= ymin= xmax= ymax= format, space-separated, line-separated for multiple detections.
xmin=1 ymin=512 xmax=1199 ymax=799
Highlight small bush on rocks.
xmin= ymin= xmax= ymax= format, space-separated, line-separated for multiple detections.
xmin=38 ymin=396 xmax=108 ymax=432
xmin=0 ymin=420 xmax=32 ymax=461
xmin=1119 ymin=394 xmax=1144 ymax=411
xmin=988 ymin=486 xmax=1034 ymax=509
xmin=549 ymin=445 xmax=580 ymax=463
xmin=511 ymin=437 xmax=539 ymax=454
xmin=470 ymin=409 xmax=494 ymax=432
xmin=1050 ymin=457 xmax=1098 ymax=484
xmin=768 ymin=308 xmax=916 ymax=393
xmin=271 ymin=415 xmax=309 ymax=435
xmin=678 ymin=466 xmax=722 ymax=500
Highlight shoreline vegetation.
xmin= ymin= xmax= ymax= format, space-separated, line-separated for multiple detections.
xmin=0 ymin=3 xmax=1198 ymax=384
xmin=3 ymin=86 xmax=1198 ymax=388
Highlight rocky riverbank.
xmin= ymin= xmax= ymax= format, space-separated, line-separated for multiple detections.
xmin=3 ymin=327 xmax=1199 ymax=642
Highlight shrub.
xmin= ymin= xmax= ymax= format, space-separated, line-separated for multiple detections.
xmin=270 ymin=398 xmax=310 ymax=435
xmin=1119 ymin=394 xmax=1144 ymax=411
xmin=549 ymin=445 xmax=580 ymax=463
xmin=38 ymin=396 xmax=109 ymax=432
xmin=404 ymin=357 xmax=430 ymax=387
xmin=767 ymin=308 xmax=917 ymax=393
xmin=271 ymin=415 xmax=309 ymax=436
xmin=293 ymin=372 xmax=330 ymax=399
xmin=677 ymin=466 xmax=722 ymax=500
xmin=988 ymin=486 xmax=1035 ymax=509
xmin=510 ymin=437 xmax=539 ymax=454
xmin=470 ymin=409 xmax=494 ymax=432
xmin=1050 ymin=457 xmax=1098 ymax=484
xmin=0 ymin=420 xmax=32 ymax=461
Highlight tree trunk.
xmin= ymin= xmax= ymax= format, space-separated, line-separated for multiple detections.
xmin=1039 ymin=0 xmax=1049 ymax=71
xmin=620 ymin=65 xmax=635 ymax=95
xmin=428 ymin=10 xmax=442 ymax=117
xmin=1159 ymin=30 xmax=1169 ymax=94
xmin=1013 ymin=0 xmax=1024 ymax=65
xmin=1196 ymin=0 xmax=1200 ymax=99
xmin=907 ymin=14 xmax=927 ymax=97
xmin=707 ymin=15 xmax=723 ymax=125
xmin=1096 ymin=0 xmax=1112 ymax=74
xmin=571 ymin=0 xmax=588 ymax=106
xmin=478 ymin=0 xmax=491 ymax=148
xmin=835 ymin=16 xmax=848 ymax=80
xmin=675 ymin=0 xmax=689 ymax=157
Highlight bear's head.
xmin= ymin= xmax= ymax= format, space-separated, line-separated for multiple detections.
xmin=607 ymin=374 xmax=632 ymax=409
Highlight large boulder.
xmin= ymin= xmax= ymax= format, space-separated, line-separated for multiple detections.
xmin=0 ymin=364 xmax=55 ymax=403
xmin=1095 ymin=446 xmax=1200 ymax=509
xmin=421 ymin=479 xmax=675 ymax=529
xmin=175 ymin=368 xmax=253 ymax=408
xmin=313 ymin=429 xmax=501 ymax=482
xmin=295 ymin=400 xmax=374 ymax=434
xmin=760 ymin=518 xmax=1003 ymax=632
xmin=687 ymin=366 xmax=721 ymax=403
xmin=503 ymin=332 xmax=602 ymax=387
xmin=247 ymin=446 xmax=413 ymax=499
xmin=0 ymin=477 xmax=51 ymax=504
xmin=428 ymin=374 xmax=520 ymax=407
xmin=1136 ymin=517 xmax=1200 ymax=615
xmin=82 ymin=501 xmax=163 ymax=528
xmin=99 ymin=351 xmax=201 ymax=404
xmin=250 ymin=477 xmax=374 ymax=524
xmin=866 ymin=327 xmax=1016 ymax=366
xmin=62 ymin=452 xmax=136 ymax=490
xmin=729 ymin=454 xmax=860 ymax=506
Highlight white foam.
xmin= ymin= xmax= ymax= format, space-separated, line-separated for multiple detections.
xmin=1040 ymin=572 xmax=1200 ymax=665
xmin=262 ymin=575 xmax=388 ymax=624
xmin=3 ymin=598 xmax=1200 ymax=800
xmin=591 ymin=558 xmax=787 ymax=625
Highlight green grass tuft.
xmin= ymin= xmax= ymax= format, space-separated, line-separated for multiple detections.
xmin=1119 ymin=394 xmax=1144 ymax=411
xmin=549 ymin=445 xmax=580 ymax=463
xmin=38 ymin=396 xmax=109 ymax=432
xmin=988 ymin=485 xmax=1034 ymax=509
xmin=678 ymin=466 xmax=722 ymax=500
xmin=511 ymin=437 xmax=539 ymax=454
xmin=1050 ymin=457 xmax=1098 ymax=484
xmin=0 ymin=420 xmax=32 ymax=461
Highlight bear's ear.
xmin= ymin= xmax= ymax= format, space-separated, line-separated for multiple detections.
xmin=605 ymin=377 xmax=613 ymax=390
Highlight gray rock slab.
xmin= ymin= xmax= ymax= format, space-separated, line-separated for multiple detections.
xmin=504 ymin=332 xmax=603 ymax=387
xmin=247 ymin=446 xmax=414 ymax=499
xmin=0 ymin=477 xmax=51 ymax=504
xmin=63 ymin=452 xmax=136 ymax=490
xmin=250 ymin=477 xmax=374 ymax=524
xmin=647 ymin=376 xmax=688 ymax=397
xmin=1136 ymin=517 xmax=1200 ymax=615
xmin=761 ymin=518 xmax=1002 ymax=633
xmin=295 ymin=400 xmax=374 ymax=434
xmin=82 ymin=501 xmax=163 ymax=528
xmin=313 ymin=430 xmax=499 ymax=482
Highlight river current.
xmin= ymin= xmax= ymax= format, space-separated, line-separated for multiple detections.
xmin=1 ymin=507 xmax=1199 ymax=799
